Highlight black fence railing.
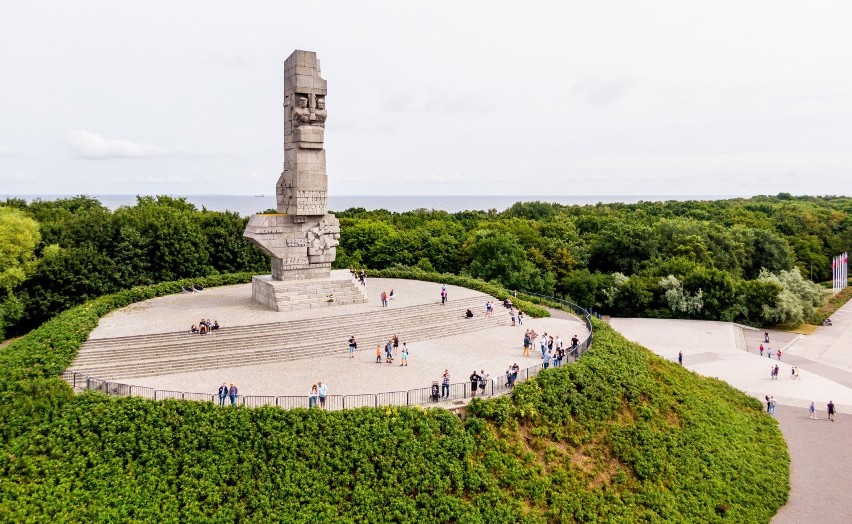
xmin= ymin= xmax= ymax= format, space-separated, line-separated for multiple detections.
xmin=62 ymin=293 xmax=594 ymax=410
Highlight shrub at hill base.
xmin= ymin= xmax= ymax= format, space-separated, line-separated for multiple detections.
xmin=0 ymin=277 xmax=787 ymax=522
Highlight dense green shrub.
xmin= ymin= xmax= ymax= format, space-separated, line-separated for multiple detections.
xmin=0 ymin=275 xmax=788 ymax=522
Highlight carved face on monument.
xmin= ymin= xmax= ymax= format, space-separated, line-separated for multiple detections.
xmin=316 ymin=98 xmax=325 ymax=110
xmin=293 ymin=96 xmax=311 ymax=126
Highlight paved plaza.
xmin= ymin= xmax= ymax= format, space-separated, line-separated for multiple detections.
xmin=87 ymin=272 xmax=588 ymax=398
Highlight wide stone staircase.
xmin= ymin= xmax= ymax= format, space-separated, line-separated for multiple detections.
xmin=68 ymin=295 xmax=503 ymax=381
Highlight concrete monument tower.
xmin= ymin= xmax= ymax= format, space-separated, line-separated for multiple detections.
xmin=244 ymin=50 xmax=366 ymax=311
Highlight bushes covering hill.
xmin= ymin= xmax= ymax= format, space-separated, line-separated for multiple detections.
xmin=0 ymin=278 xmax=788 ymax=522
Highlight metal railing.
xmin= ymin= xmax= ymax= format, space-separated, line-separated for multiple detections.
xmin=61 ymin=293 xmax=594 ymax=410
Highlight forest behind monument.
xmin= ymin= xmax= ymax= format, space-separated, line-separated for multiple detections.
xmin=1 ymin=193 xmax=849 ymax=339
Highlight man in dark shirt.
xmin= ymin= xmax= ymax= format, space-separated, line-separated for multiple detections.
xmin=469 ymin=371 xmax=481 ymax=396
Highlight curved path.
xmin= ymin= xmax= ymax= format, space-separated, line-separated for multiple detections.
xmin=610 ymin=298 xmax=852 ymax=524
xmin=79 ymin=272 xmax=588 ymax=398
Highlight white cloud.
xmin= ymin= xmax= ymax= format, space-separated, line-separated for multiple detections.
xmin=65 ymin=130 xmax=215 ymax=159
xmin=0 ymin=146 xmax=15 ymax=157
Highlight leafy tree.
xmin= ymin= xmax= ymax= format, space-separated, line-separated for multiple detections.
xmin=0 ymin=207 xmax=40 ymax=339
xmin=0 ymin=206 xmax=40 ymax=292
xmin=465 ymin=230 xmax=551 ymax=293
xmin=660 ymin=275 xmax=704 ymax=316
xmin=14 ymin=245 xmax=122 ymax=333
xmin=758 ymin=268 xmax=829 ymax=324
xmin=112 ymin=196 xmax=211 ymax=282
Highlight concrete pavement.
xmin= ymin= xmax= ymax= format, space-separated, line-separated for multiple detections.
xmin=610 ymin=298 xmax=852 ymax=524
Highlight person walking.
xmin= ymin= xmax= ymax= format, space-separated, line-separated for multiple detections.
xmin=540 ymin=333 xmax=548 ymax=359
xmin=523 ymin=330 xmax=531 ymax=357
xmin=228 ymin=383 xmax=238 ymax=406
xmin=543 ymin=350 xmax=552 ymax=369
xmin=828 ymin=400 xmax=836 ymax=421
xmin=380 ymin=291 xmax=388 ymax=307
xmin=441 ymin=370 xmax=450 ymax=399
xmin=809 ymin=402 xmax=816 ymax=419
xmin=218 ymin=383 xmax=228 ymax=406
xmin=768 ymin=396 xmax=776 ymax=415
xmin=318 ymin=382 xmax=328 ymax=410
xmin=768 ymin=348 xmax=773 ymax=359
xmin=509 ymin=307 xmax=516 ymax=326
xmin=440 ymin=287 xmax=447 ymax=305
xmin=348 ymin=335 xmax=357 ymax=358
xmin=375 ymin=343 xmax=382 ymax=363
xmin=678 ymin=351 xmax=683 ymax=365
xmin=774 ymin=365 xmax=779 ymax=380
xmin=400 ymin=343 xmax=408 ymax=366
xmin=518 ymin=310 xmax=524 ymax=325
xmin=309 ymin=384 xmax=319 ymax=409
xmin=777 ymin=349 xmax=782 ymax=361
xmin=759 ymin=344 xmax=764 ymax=356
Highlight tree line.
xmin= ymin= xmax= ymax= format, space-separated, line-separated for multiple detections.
xmin=0 ymin=196 xmax=267 ymax=338
xmin=1 ymin=193 xmax=849 ymax=339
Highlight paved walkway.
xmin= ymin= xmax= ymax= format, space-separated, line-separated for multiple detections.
xmin=86 ymin=273 xmax=588 ymax=397
xmin=610 ymin=298 xmax=852 ymax=524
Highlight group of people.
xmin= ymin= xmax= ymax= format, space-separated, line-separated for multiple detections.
xmin=468 ymin=369 xmax=491 ymax=396
xmin=308 ymin=382 xmax=329 ymax=409
xmin=375 ymin=334 xmax=408 ymax=366
xmin=191 ymin=318 xmax=219 ymax=334
xmin=217 ymin=383 xmax=238 ymax=406
xmin=380 ymin=289 xmax=395 ymax=307
xmin=808 ymin=400 xmax=836 ymax=421
xmin=505 ymin=362 xmax=521 ymax=388
xmin=758 ymin=344 xmax=781 ymax=360
xmin=350 ymin=268 xmax=367 ymax=286
xmin=522 ymin=330 xmax=580 ymax=368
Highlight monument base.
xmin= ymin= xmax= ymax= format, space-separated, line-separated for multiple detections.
xmin=251 ymin=275 xmax=368 ymax=312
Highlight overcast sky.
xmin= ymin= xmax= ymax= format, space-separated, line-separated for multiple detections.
xmin=1 ymin=1 xmax=851 ymax=197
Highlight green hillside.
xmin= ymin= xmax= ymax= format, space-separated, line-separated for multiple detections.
xmin=0 ymin=277 xmax=788 ymax=523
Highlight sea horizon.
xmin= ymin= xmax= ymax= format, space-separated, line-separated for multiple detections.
xmin=5 ymin=193 xmax=753 ymax=217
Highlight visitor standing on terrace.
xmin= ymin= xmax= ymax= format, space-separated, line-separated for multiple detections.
xmin=318 ymin=382 xmax=328 ymax=410
xmin=469 ymin=370 xmax=480 ymax=396
xmin=218 ymin=383 xmax=228 ymax=406
xmin=228 ymin=383 xmax=238 ymax=406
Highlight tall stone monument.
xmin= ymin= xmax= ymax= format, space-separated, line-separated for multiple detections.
xmin=244 ymin=50 xmax=366 ymax=311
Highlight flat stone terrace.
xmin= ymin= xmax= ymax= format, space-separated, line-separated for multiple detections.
xmin=73 ymin=271 xmax=588 ymax=397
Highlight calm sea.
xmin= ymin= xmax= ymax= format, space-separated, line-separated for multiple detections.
xmin=5 ymin=194 xmax=744 ymax=217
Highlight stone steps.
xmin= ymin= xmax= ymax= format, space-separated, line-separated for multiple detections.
xmin=79 ymin=295 xmax=487 ymax=350
xmin=69 ymin=295 xmax=502 ymax=380
xmin=72 ymin=310 xmax=493 ymax=367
